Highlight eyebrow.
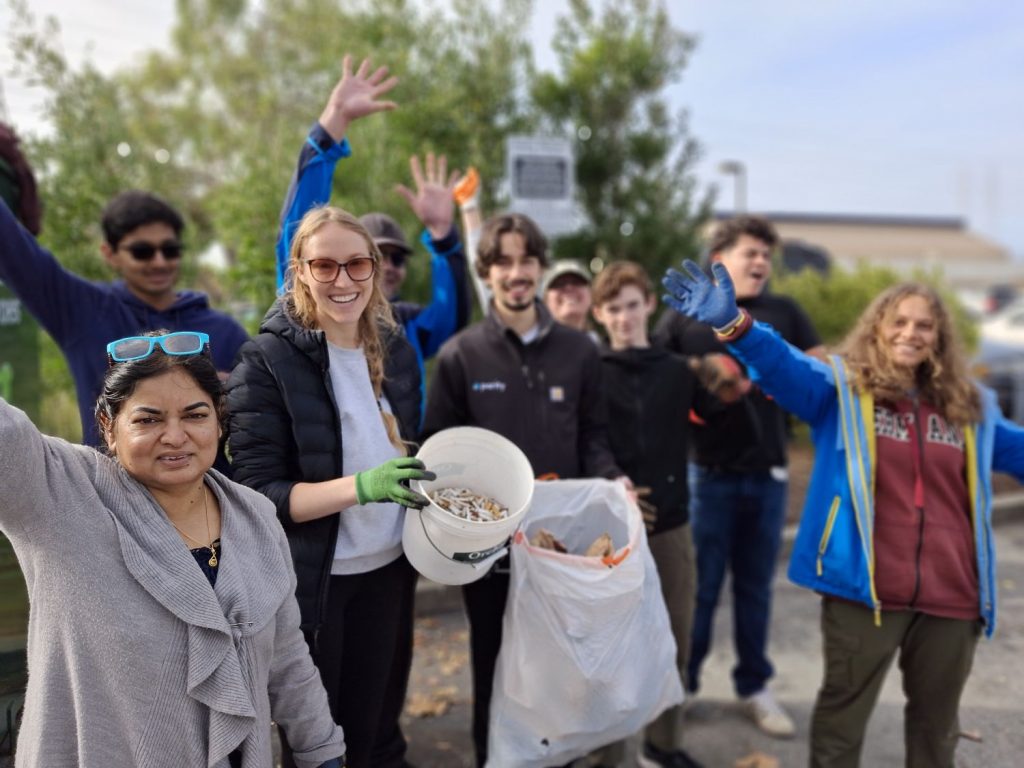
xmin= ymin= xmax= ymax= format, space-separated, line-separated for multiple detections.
xmin=130 ymin=402 xmax=210 ymax=415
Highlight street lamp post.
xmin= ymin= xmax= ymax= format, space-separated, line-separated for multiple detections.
xmin=718 ymin=160 xmax=747 ymax=213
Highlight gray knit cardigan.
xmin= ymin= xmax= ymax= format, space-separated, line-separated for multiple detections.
xmin=0 ymin=399 xmax=345 ymax=767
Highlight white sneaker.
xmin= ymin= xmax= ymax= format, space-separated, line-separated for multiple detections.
xmin=741 ymin=688 xmax=795 ymax=738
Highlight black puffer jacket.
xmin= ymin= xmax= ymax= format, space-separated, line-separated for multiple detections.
xmin=226 ymin=298 xmax=420 ymax=645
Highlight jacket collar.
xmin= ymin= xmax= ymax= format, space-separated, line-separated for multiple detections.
xmin=485 ymin=299 xmax=556 ymax=344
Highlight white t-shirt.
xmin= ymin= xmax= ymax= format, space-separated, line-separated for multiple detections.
xmin=326 ymin=342 xmax=404 ymax=575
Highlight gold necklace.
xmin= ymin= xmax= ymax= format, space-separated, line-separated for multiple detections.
xmin=171 ymin=485 xmax=218 ymax=567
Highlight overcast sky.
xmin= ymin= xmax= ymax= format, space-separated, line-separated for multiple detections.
xmin=2 ymin=0 xmax=1021 ymax=256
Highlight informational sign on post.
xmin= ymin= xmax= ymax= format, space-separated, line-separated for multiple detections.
xmin=506 ymin=135 xmax=580 ymax=239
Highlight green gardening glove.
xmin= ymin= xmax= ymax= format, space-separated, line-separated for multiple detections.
xmin=355 ymin=457 xmax=437 ymax=509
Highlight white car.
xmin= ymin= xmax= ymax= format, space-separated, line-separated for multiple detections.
xmin=980 ymin=299 xmax=1024 ymax=347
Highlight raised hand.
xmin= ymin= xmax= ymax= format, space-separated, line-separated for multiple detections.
xmin=395 ymin=153 xmax=460 ymax=240
xmin=662 ymin=260 xmax=741 ymax=330
xmin=318 ymin=54 xmax=399 ymax=142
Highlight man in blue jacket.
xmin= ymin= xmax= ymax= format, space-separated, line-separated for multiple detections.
xmin=0 ymin=189 xmax=248 ymax=447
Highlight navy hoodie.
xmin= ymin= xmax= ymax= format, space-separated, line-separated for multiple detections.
xmin=0 ymin=200 xmax=248 ymax=446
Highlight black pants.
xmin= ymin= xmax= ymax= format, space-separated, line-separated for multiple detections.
xmin=462 ymin=568 xmax=511 ymax=768
xmin=280 ymin=555 xmax=409 ymax=768
xmin=370 ymin=557 xmax=419 ymax=768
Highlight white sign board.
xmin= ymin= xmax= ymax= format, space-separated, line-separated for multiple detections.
xmin=506 ymin=135 xmax=580 ymax=238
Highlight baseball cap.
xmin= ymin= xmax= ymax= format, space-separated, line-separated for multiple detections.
xmin=359 ymin=212 xmax=413 ymax=255
xmin=542 ymin=259 xmax=592 ymax=294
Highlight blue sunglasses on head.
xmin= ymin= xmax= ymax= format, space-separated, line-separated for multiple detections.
xmin=106 ymin=331 xmax=211 ymax=365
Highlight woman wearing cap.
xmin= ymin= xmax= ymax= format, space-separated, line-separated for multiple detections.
xmin=0 ymin=330 xmax=345 ymax=767
xmin=226 ymin=207 xmax=433 ymax=768
xmin=663 ymin=263 xmax=1024 ymax=767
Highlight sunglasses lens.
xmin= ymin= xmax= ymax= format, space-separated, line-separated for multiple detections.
xmin=159 ymin=242 xmax=184 ymax=259
xmin=347 ymin=257 xmax=376 ymax=281
xmin=385 ymin=252 xmax=406 ymax=269
xmin=111 ymin=338 xmax=152 ymax=361
xmin=161 ymin=333 xmax=204 ymax=355
xmin=126 ymin=243 xmax=158 ymax=261
xmin=308 ymin=259 xmax=340 ymax=283
xmin=124 ymin=241 xmax=184 ymax=261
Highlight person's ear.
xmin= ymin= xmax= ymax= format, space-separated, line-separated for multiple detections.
xmin=100 ymin=241 xmax=119 ymax=270
xmin=644 ymin=294 xmax=657 ymax=314
xmin=591 ymin=303 xmax=607 ymax=327
xmin=98 ymin=413 xmax=116 ymax=455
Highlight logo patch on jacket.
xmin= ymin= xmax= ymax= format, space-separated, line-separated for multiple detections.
xmin=472 ymin=380 xmax=507 ymax=393
xmin=549 ymin=386 xmax=565 ymax=403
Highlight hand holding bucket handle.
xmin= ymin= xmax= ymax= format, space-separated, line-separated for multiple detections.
xmin=355 ymin=457 xmax=436 ymax=509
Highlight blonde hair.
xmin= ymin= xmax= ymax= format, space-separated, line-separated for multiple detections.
xmin=286 ymin=206 xmax=407 ymax=455
xmin=837 ymin=282 xmax=980 ymax=424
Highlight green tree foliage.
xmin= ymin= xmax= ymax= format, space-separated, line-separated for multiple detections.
xmin=531 ymin=0 xmax=711 ymax=276
xmin=9 ymin=0 xmax=536 ymax=319
xmin=772 ymin=261 xmax=978 ymax=352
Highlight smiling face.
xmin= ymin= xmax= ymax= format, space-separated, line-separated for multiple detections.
xmin=879 ymin=294 xmax=939 ymax=372
xmin=545 ymin=275 xmax=593 ymax=331
xmin=295 ymin=221 xmax=377 ymax=347
xmin=101 ymin=221 xmax=182 ymax=308
xmin=486 ymin=232 xmax=543 ymax=317
xmin=592 ymin=283 xmax=655 ymax=350
xmin=713 ymin=233 xmax=772 ymax=300
xmin=104 ymin=369 xmax=220 ymax=495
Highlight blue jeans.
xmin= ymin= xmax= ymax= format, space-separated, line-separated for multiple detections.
xmin=686 ymin=464 xmax=787 ymax=697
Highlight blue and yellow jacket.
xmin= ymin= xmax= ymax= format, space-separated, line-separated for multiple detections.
xmin=729 ymin=322 xmax=1024 ymax=637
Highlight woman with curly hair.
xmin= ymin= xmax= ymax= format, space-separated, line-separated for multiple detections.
xmin=227 ymin=207 xmax=434 ymax=768
xmin=663 ymin=265 xmax=1024 ymax=768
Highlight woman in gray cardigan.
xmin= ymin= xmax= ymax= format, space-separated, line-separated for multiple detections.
xmin=0 ymin=331 xmax=345 ymax=768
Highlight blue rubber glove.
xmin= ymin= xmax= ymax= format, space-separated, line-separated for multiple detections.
xmin=355 ymin=457 xmax=437 ymax=509
xmin=662 ymin=260 xmax=741 ymax=329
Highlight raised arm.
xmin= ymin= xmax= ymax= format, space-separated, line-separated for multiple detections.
xmin=0 ymin=396 xmax=89 ymax=538
xmin=454 ymin=168 xmax=490 ymax=313
xmin=662 ymin=259 xmax=834 ymax=425
xmin=0 ymin=199 xmax=106 ymax=345
xmin=275 ymin=55 xmax=399 ymax=289
xmin=394 ymin=153 xmax=471 ymax=356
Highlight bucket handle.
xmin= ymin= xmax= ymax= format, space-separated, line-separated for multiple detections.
xmin=415 ymin=508 xmax=509 ymax=570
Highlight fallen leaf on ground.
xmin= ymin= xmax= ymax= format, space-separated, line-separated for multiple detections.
xmin=405 ymin=686 xmax=458 ymax=718
xmin=734 ymin=751 xmax=780 ymax=768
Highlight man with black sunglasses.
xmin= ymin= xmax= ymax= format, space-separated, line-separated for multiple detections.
xmin=0 ymin=188 xmax=248 ymax=447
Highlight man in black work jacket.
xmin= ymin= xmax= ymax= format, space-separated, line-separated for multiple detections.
xmin=422 ymin=212 xmax=625 ymax=767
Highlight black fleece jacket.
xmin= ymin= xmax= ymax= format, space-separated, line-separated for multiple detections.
xmin=600 ymin=345 xmax=720 ymax=534
xmin=422 ymin=301 xmax=621 ymax=481
xmin=225 ymin=298 xmax=420 ymax=644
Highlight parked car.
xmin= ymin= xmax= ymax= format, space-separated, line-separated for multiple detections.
xmin=979 ymin=298 xmax=1024 ymax=347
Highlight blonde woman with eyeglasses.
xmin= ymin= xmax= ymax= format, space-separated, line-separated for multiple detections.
xmin=226 ymin=207 xmax=433 ymax=768
xmin=0 ymin=330 xmax=345 ymax=767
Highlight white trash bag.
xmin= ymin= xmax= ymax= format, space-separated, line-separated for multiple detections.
xmin=486 ymin=478 xmax=683 ymax=768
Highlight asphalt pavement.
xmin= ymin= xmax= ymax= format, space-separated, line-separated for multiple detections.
xmin=401 ymin=514 xmax=1024 ymax=768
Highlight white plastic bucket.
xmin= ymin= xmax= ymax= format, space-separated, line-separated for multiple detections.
xmin=403 ymin=426 xmax=534 ymax=585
